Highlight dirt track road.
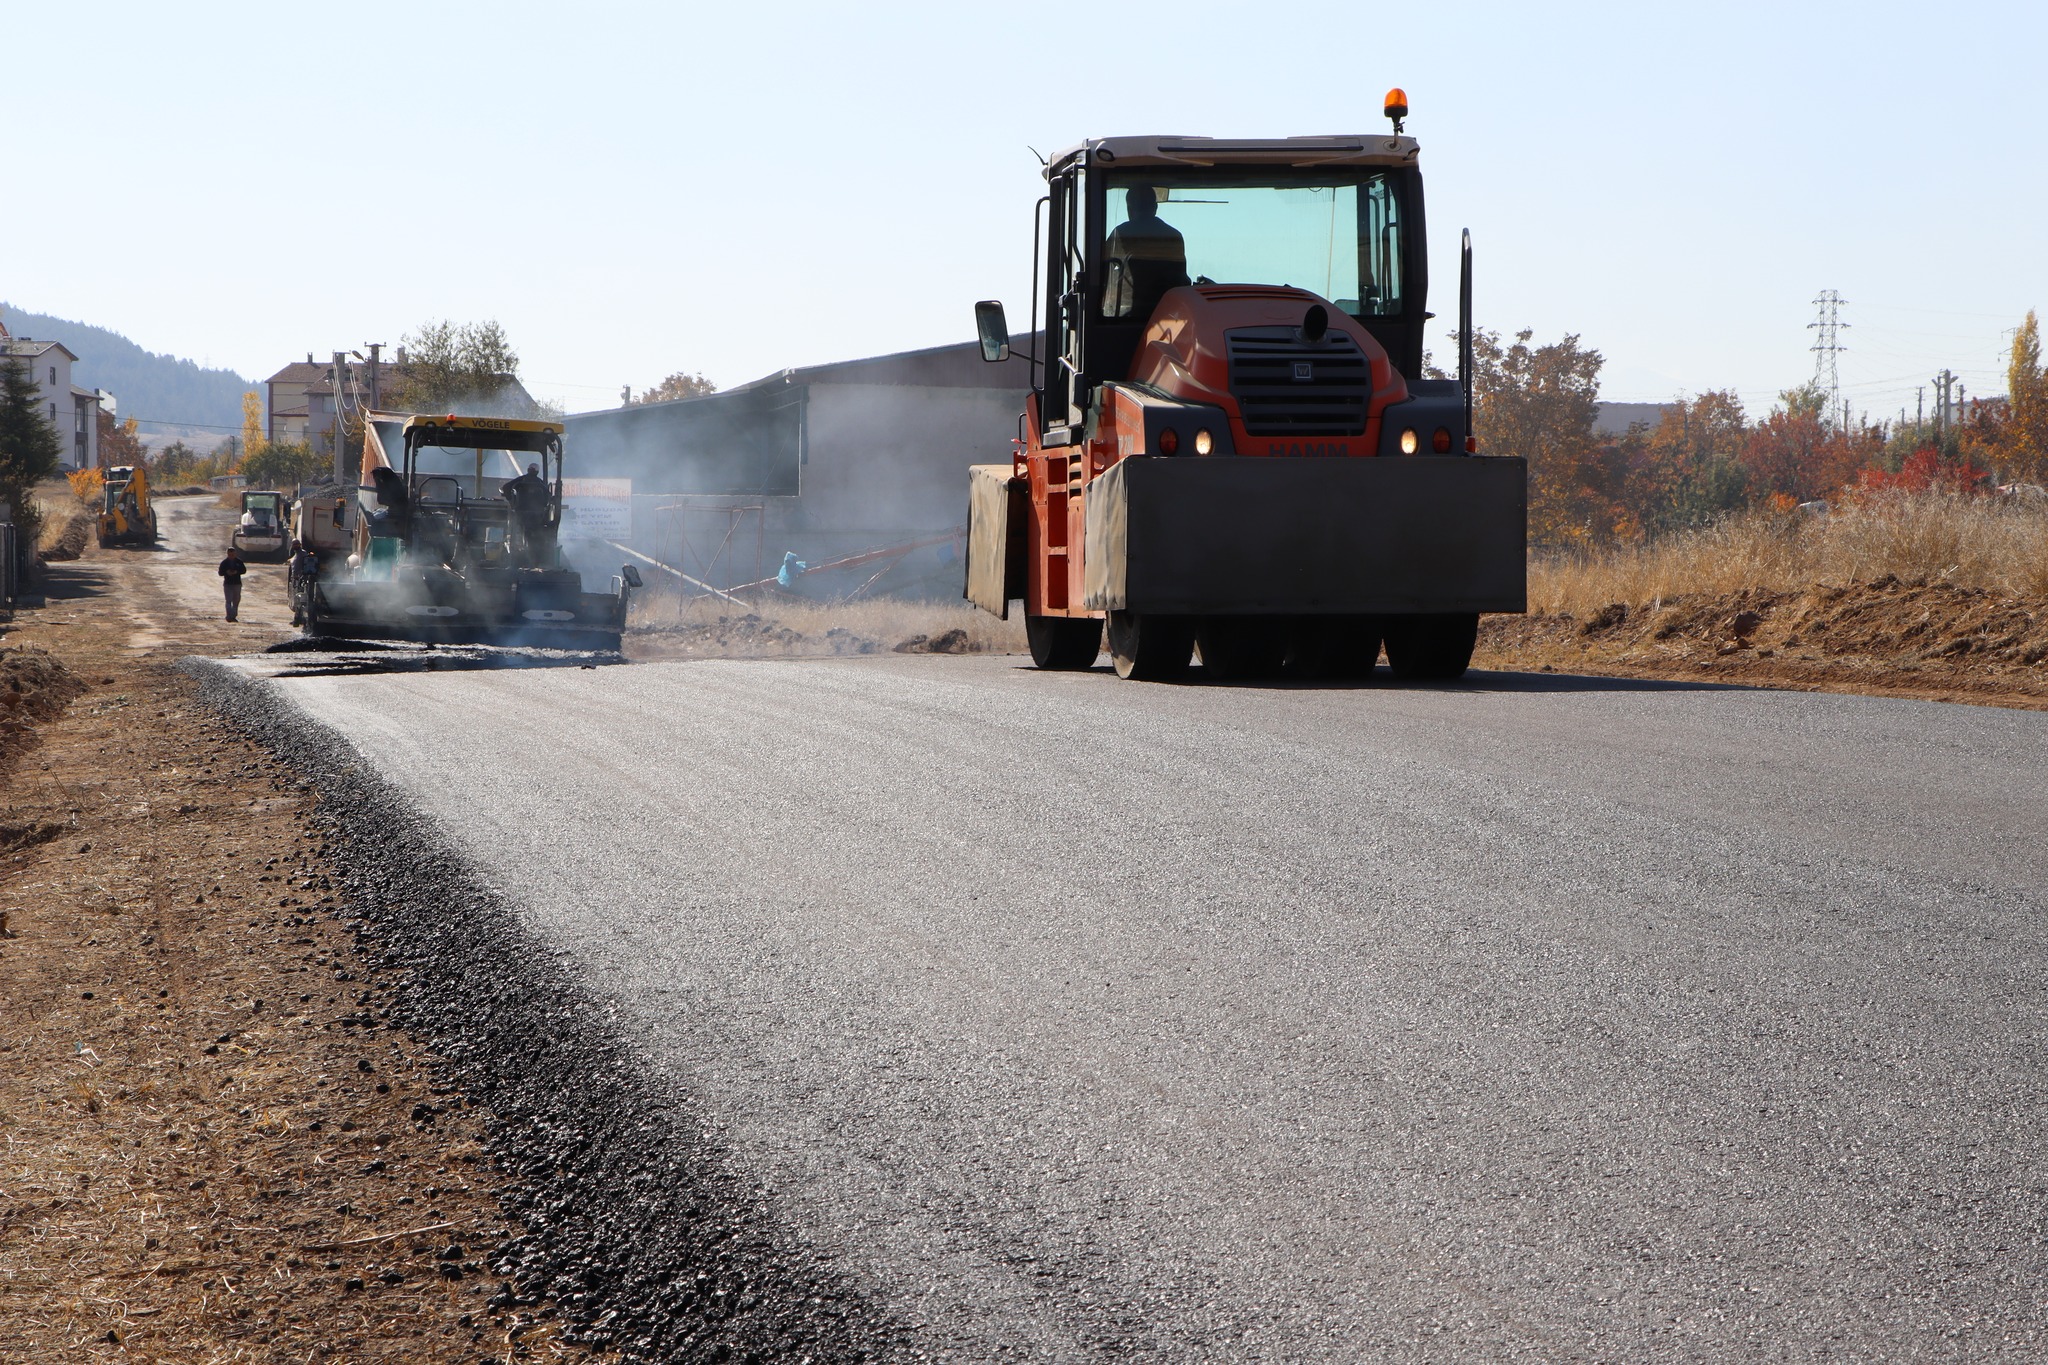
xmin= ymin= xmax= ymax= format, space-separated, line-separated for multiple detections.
xmin=42 ymin=493 xmax=296 ymax=651
xmin=224 ymin=648 xmax=2048 ymax=1362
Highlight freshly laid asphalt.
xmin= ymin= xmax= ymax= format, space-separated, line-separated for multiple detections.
xmin=250 ymin=652 xmax=2048 ymax=1361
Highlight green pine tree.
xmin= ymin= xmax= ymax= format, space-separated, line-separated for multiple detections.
xmin=0 ymin=352 xmax=65 ymax=561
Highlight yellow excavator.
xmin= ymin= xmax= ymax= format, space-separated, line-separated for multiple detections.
xmin=97 ymin=464 xmax=159 ymax=548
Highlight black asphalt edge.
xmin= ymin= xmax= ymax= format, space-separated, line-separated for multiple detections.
xmin=179 ymin=657 xmax=905 ymax=1364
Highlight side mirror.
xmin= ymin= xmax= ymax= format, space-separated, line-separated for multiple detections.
xmin=620 ymin=564 xmax=643 ymax=589
xmin=974 ymin=301 xmax=1010 ymax=362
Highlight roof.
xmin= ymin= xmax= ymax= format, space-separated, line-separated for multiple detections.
xmin=402 ymin=414 xmax=562 ymax=436
xmin=265 ymin=360 xmax=330 ymax=384
xmin=717 ymin=334 xmax=1036 ymax=399
xmin=2 ymin=337 xmax=80 ymax=363
xmin=1050 ymin=134 xmax=1419 ymax=175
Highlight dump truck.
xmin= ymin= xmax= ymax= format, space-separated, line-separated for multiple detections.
xmin=231 ymin=490 xmax=291 ymax=561
xmin=96 ymin=464 xmax=158 ymax=548
xmin=288 ymin=481 xmax=351 ymax=564
xmin=965 ymin=96 xmax=1526 ymax=680
xmin=302 ymin=413 xmax=640 ymax=650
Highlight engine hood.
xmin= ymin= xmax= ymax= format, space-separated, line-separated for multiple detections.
xmin=1127 ymin=285 xmax=1408 ymax=451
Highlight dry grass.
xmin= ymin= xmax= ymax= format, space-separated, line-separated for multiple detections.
xmin=31 ymin=481 xmax=93 ymax=561
xmin=1532 ymin=492 xmax=2048 ymax=615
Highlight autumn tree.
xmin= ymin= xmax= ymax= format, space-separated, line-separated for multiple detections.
xmin=238 ymin=389 xmax=267 ymax=461
xmin=240 ymin=440 xmax=324 ymax=490
xmin=97 ymin=407 xmax=149 ymax=470
xmin=633 ymin=371 xmax=718 ymax=404
xmin=1469 ymin=327 xmax=1606 ymax=546
xmin=154 ymin=440 xmax=195 ymax=480
xmin=1630 ymin=391 xmax=1748 ymax=531
xmin=393 ymin=320 xmax=530 ymax=413
xmin=2005 ymin=310 xmax=2048 ymax=484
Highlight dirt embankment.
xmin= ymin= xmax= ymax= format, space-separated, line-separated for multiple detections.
xmin=2 ymin=517 xmax=589 ymax=1360
xmin=1479 ymin=576 xmax=2048 ymax=710
xmin=626 ymin=594 xmax=1024 ymax=662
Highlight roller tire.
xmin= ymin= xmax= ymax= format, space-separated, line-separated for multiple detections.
xmin=1382 ymin=612 xmax=1479 ymax=682
xmin=1196 ymin=618 xmax=1288 ymax=681
xmin=1108 ymin=610 xmax=1194 ymax=681
xmin=1025 ymin=613 xmax=1103 ymax=670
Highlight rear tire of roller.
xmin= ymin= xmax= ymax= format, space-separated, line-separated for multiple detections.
xmin=1109 ymin=611 xmax=1194 ymax=681
xmin=1383 ymin=612 xmax=1479 ymax=682
xmin=1026 ymin=613 xmax=1103 ymax=670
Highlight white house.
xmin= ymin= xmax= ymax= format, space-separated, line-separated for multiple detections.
xmin=0 ymin=313 xmax=100 ymax=471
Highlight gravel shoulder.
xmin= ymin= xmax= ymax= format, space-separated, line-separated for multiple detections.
xmin=0 ymin=494 xmax=595 ymax=1362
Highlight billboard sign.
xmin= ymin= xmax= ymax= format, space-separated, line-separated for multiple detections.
xmin=561 ymin=478 xmax=632 ymax=539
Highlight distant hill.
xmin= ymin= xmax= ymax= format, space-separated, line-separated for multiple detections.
xmin=0 ymin=303 xmax=254 ymax=433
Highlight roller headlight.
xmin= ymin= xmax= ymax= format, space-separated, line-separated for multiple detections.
xmin=1157 ymin=427 xmax=1180 ymax=455
xmin=1399 ymin=427 xmax=1419 ymax=455
xmin=1194 ymin=428 xmax=1213 ymax=455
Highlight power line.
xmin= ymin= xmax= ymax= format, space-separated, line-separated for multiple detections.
xmin=1808 ymin=289 xmax=1848 ymax=427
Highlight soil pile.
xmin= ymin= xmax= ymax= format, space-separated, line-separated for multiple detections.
xmin=1480 ymin=576 xmax=2048 ymax=709
xmin=0 ymin=645 xmax=87 ymax=771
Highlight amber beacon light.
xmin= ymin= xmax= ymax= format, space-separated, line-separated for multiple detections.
xmin=1383 ymin=87 xmax=1409 ymax=133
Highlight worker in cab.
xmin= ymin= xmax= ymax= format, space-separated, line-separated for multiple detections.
xmin=218 ymin=546 xmax=247 ymax=622
xmin=369 ymin=466 xmax=411 ymax=538
xmin=501 ymin=462 xmax=551 ymax=565
xmin=1104 ymin=185 xmax=1189 ymax=321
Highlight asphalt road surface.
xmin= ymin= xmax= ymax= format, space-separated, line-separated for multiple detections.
xmin=252 ymin=653 xmax=2048 ymax=1361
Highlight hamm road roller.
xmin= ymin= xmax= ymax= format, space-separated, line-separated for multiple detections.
xmin=965 ymin=94 xmax=1525 ymax=680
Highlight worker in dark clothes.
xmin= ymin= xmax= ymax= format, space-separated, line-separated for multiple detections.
xmin=287 ymin=543 xmax=319 ymax=626
xmin=500 ymin=461 xmax=552 ymax=566
xmin=369 ymin=466 xmax=411 ymax=538
xmin=1104 ymin=185 xmax=1189 ymax=321
xmin=218 ymin=546 xmax=247 ymax=622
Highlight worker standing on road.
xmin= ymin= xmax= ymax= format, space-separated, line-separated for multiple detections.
xmin=218 ymin=546 xmax=247 ymax=622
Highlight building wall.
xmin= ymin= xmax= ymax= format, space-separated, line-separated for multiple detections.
xmin=4 ymin=343 xmax=95 ymax=471
xmin=69 ymin=387 xmax=99 ymax=469
xmin=794 ymin=382 xmax=1024 ymax=542
xmin=268 ymin=378 xmax=312 ymax=443
xmin=603 ymin=381 xmax=1027 ymax=596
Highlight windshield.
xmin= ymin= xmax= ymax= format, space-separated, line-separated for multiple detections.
xmin=1099 ymin=170 xmax=1405 ymax=321
xmin=409 ymin=444 xmax=540 ymax=501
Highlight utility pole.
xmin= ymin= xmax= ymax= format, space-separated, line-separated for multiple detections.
xmin=621 ymin=385 xmax=632 ymax=407
xmin=366 ymin=342 xmax=384 ymax=412
xmin=1808 ymin=290 xmax=1848 ymax=426
xmin=331 ymin=350 xmax=350 ymax=484
xmin=1916 ymin=386 xmax=1925 ymax=439
xmin=1932 ymin=369 xmax=1955 ymax=443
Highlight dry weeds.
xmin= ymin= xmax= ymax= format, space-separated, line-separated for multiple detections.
xmin=1482 ymin=493 xmax=2048 ymax=710
xmin=1530 ymin=492 xmax=2048 ymax=616
xmin=32 ymin=482 xmax=93 ymax=563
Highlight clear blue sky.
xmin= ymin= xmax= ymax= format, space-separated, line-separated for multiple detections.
xmin=7 ymin=0 xmax=2042 ymax=426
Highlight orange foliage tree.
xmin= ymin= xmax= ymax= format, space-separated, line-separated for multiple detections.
xmin=1469 ymin=327 xmax=1606 ymax=547
xmin=96 ymin=408 xmax=148 ymax=470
